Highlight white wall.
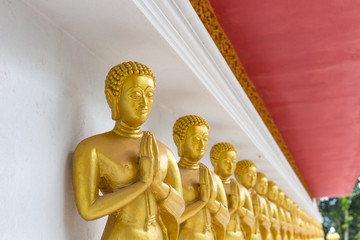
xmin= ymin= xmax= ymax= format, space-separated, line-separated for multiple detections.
xmin=0 ymin=1 xmax=180 ymax=239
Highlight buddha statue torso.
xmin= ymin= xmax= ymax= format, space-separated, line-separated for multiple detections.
xmin=179 ymin=165 xmax=217 ymax=240
xmin=277 ymin=206 xmax=287 ymax=240
xmin=268 ymin=201 xmax=281 ymax=240
xmin=83 ymin=133 xmax=170 ymax=239
xmin=291 ymin=205 xmax=299 ymax=240
xmin=222 ymin=179 xmax=245 ymax=240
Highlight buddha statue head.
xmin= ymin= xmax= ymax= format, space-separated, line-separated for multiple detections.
xmin=234 ymin=160 xmax=257 ymax=189
xmin=254 ymin=172 xmax=268 ymax=196
xmin=277 ymin=189 xmax=285 ymax=207
xmin=105 ymin=61 xmax=156 ymax=129
xmin=284 ymin=195 xmax=293 ymax=212
xmin=291 ymin=203 xmax=299 ymax=219
xmin=267 ymin=181 xmax=279 ymax=202
xmin=173 ymin=115 xmax=209 ymax=164
xmin=210 ymin=142 xmax=237 ymax=180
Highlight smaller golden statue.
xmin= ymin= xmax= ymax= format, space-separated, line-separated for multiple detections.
xmin=290 ymin=202 xmax=300 ymax=240
xmin=252 ymin=172 xmax=271 ymax=240
xmin=276 ymin=189 xmax=288 ymax=240
xmin=326 ymin=232 xmax=340 ymax=240
xmin=234 ymin=160 xmax=257 ymax=240
xmin=173 ymin=115 xmax=230 ymax=240
xmin=284 ymin=196 xmax=293 ymax=240
xmin=210 ymin=142 xmax=244 ymax=240
xmin=266 ymin=181 xmax=281 ymax=240
xmin=298 ymin=208 xmax=306 ymax=240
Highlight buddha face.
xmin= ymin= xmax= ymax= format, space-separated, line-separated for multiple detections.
xmin=267 ymin=184 xmax=278 ymax=202
xmin=241 ymin=166 xmax=257 ymax=189
xmin=117 ymin=75 xmax=155 ymax=127
xmin=216 ymin=150 xmax=237 ymax=178
xmin=255 ymin=175 xmax=268 ymax=196
xmin=285 ymin=197 xmax=292 ymax=211
xmin=277 ymin=190 xmax=285 ymax=206
xmin=181 ymin=125 xmax=209 ymax=162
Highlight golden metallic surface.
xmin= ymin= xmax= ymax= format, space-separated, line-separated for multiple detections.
xmin=276 ymin=190 xmax=288 ymax=240
xmin=266 ymin=181 xmax=281 ymax=240
xmin=234 ymin=160 xmax=257 ymax=240
xmin=327 ymin=232 xmax=340 ymax=240
xmin=210 ymin=142 xmax=244 ymax=240
xmin=72 ymin=62 xmax=185 ymax=240
xmin=252 ymin=172 xmax=271 ymax=240
xmin=173 ymin=115 xmax=230 ymax=240
xmin=284 ymin=196 xmax=294 ymax=240
xmin=189 ymin=0 xmax=311 ymax=197
xmin=291 ymin=203 xmax=300 ymax=240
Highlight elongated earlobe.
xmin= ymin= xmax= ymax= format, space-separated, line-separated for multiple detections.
xmin=174 ymin=135 xmax=183 ymax=157
xmin=105 ymin=89 xmax=120 ymax=120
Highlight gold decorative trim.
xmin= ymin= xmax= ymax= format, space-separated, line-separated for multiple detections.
xmin=189 ymin=0 xmax=312 ymax=197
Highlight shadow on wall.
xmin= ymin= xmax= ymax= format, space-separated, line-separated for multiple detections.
xmin=63 ymin=151 xmax=106 ymax=240
xmin=61 ymin=97 xmax=106 ymax=239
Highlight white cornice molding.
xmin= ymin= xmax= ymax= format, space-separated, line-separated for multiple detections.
xmin=132 ymin=0 xmax=322 ymax=222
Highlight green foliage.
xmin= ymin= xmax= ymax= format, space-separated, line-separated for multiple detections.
xmin=319 ymin=176 xmax=360 ymax=240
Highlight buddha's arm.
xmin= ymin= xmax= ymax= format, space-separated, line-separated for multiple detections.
xmin=238 ymin=188 xmax=255 ymax=229
xmin=286 ymin=212 xmax=293 ymax=233
xmin=180 ymin=165 xmax=210 ymax=223
xmin=270 ymin=205 xmax=280 ymax=234
xmin=152 ymin=149 xmax=183 ymax=200
xmin=273 ymin=207 xmax=281 ymax=227
xmin=279 ymin=208 xmax=287 ymax=230
xmin=72 ymin=142 xmax=150 ymax=221
xmin=209 ymin=174 xmax=229 ymax=225
xmin=258 ymin=199 xmax=270 ymax=230
xmin=180 ymin=200 xmax=207 ymax=223
xmin=228 ymin=181 xmax=240 ymax=215
xmin=154 ymin=149 xmax=185 ymax=220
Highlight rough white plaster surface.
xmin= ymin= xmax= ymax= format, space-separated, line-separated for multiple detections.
xmin=0 ymin=1 xmax=193 ymax=238
xmin=0 ymin=1 xmax=155 ymax=238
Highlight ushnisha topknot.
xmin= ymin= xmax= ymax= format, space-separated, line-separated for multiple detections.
xmin=268 ymin=181 xmax=277 ymax=188
xmin=105 ymin=61 xmax=156 ymax=97
xmin=256 ymin=172 xmax=268 ymax=180
xmin=173 ymin=115 xmax=209 ymax=142
xmin=210 ymin=142 xmax=237 ymax=166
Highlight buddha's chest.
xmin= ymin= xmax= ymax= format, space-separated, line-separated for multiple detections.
xmin=97 ymin=147 xmax=168 ymax=193
xmin=180 ymin=169 xmax=200 ymax=204
xmin=278 ymin=207 xmax=285 ymax=221
xmin=268 ymin=201 xmax=277 ymax=217
xmin=258 ymin=196 xmax=268 ymax=213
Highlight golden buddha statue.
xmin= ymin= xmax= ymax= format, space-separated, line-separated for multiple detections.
xmin=298 ymin=209 xmax=307 ymax=240
xmin=234 ymin=160 xmax=257 ymax=240
xmin=266 ymin=181 xmax=281 ymax=240
xmin=326 ymin=232 xmax=340 ymax=240
xmin=210 ymin=142 xmax=244 ymax=240
xmin=72 ymin=61 xmax=185 ymax=240
xmin=252 ymin=172 xmax=271 ymax=240
xmin=291 ymin=203 xmax=299 ymax=240
xmin=276 ymin=189 xmax=288 ymax=240
xmin=173 ymin=115 xmax=230 ymax=240
xmin=284 ymin=196 xmax=293 ymax=240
